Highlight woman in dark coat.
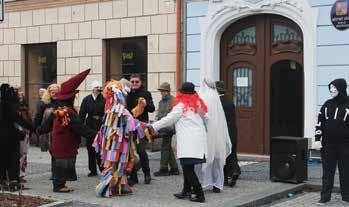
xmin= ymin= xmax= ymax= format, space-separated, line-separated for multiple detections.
xmin=38 ymin=69 xmax=97 ymax=193
xmin=0 ymin=84 xmax=33 ymax=191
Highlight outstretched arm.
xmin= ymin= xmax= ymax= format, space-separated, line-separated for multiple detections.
xmin=152 ymin=103 xmax=183 ymax=132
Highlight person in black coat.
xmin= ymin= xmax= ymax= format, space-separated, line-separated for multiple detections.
xmin=79 ymin=80 xmax=105 ymax=177
xmin=126 ymin=74 xmax=155 ymax=185
xmin=215 ymin=81 xmax=241 ymax=187
xmin=315 ymin=79 xmax=349 ymax=205
xmin=0 ymin=84 xmax=34 ymax=191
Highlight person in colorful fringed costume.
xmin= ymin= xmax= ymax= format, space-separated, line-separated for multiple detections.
xmin=38 ymin=69 xmax=97 ymax=193
xmin=93 ymin=79 xmax=148 ymax=197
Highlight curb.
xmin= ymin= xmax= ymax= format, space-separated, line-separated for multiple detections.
xmin=220 ymin=183 xmax=306 ymax=207
xmin=1 ymin=191 xmax=71 ymax=207
xmin=220 ymin=182 xmax=340 ymax=207
xmin=40 ymin=200 xmax=72 ymax=207
xmin=305 ymin=182 xmax=340 ymax=193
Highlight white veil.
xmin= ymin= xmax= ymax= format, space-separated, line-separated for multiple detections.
xmin=196 ymin=77 xmax=232 ymax=189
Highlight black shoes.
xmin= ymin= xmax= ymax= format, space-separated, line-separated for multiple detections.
xmin=154 ymin=169 xmax=170 ymax=177
xmin=154 ymin=168 xmax=180 ymax=177
xmin=144 ymin=174 xmax=151 ymax=184
xmin=88 ymin=172 xmax=97 ymax=177
xmin=213 ymin=186 xmax=221 ymax=193
xmin=174 ymin=191 xmax=191 ymax=200
xmin=317 ymin=198 xmax=330 ymax=206
xmin=225 ymin=173 xmax=239 ymax=187
xmin=190 ymin=193 xmax=205 ymax=203
xmin=169 ymin=169 xmax=180 ymax=175
xmin=8 ymin=181 xmax=22 ymax=192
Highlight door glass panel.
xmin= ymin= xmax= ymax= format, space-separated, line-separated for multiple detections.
xmin=233 ymin=68 xmax=253 ymax=107
xmin=230 ymin=27 xmax=256 ymax=46
xmin=273 ymin=24 xmax=302 ymax=42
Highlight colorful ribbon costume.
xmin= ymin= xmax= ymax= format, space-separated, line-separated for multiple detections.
xmin=93 ymin=80 xmax=146 ymax=197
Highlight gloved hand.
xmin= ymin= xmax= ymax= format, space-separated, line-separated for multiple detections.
xmin=312 ymin=141 xmax=322 ymax=150
xmin=145 ymin=123 xmax=156 ymax=134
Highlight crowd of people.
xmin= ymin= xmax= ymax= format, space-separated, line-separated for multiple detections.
xmin=0 ymin=69 xmax=243 ymax=203
xmin=1 ymin=67 xmax=349 ymax=204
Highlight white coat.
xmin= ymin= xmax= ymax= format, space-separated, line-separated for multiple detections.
xmin=152 ymin=103 xmax=208 ymax=160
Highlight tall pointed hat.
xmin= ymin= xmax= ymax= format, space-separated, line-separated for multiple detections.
xmin=55 ymin=69 xmax=91 ymax=100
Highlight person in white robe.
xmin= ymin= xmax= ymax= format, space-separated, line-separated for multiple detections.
xmin=195 ymin=77 xmax=232 ymax=193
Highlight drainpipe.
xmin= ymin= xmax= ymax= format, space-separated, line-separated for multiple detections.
xmin=176 ymin=0 xmax=182 ymax=90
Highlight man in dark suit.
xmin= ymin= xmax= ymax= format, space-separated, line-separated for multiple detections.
xmin=79 ymin=80 xmax=105 ymax=177
xmin=215 ymin=81 xmax=241 ymax=187
xmin=126 ymin=74 xmax=155 ymax=184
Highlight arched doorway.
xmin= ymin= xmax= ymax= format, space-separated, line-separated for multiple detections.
xmin=220 ymin=14 xmax=304 ymax=154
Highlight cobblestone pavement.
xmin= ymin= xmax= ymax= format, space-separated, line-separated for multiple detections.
xmin=267 ymin=193 xmax=348 ymax=207
xmin=18 ymin=147 xmax=343 ymax=207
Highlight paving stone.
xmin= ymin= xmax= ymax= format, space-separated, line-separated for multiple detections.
xmin=21 ymin=147 xmax=343 ymax=207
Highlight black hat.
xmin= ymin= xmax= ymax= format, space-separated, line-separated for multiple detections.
xmin=215 ymin=81 xmax=226 ymax=94
xmin=180 ymin=82 xmax=196 ymax=94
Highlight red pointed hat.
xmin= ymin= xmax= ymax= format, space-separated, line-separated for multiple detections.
xmin=55 ymin=69 xmax=91 ymax=100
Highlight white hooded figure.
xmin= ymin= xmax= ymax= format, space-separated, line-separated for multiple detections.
xmin=195 ymin=77 xmax=232 ymax=191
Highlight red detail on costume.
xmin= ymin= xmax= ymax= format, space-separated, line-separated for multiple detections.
xmin=51 ymin=107 xmax=80 ymax=159
xmin=105 ymin=90 xmax=114 ymax=111
xmin=172 ymin=92 xmax=208 ymax=114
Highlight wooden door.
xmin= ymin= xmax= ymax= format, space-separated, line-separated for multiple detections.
xmin=220 ymin=15 xmax=303 ymax=154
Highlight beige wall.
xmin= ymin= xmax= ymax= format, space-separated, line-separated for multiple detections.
xmin=0 ymin=0 xmax=177 ymax=117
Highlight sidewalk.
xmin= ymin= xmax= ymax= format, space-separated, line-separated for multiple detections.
xmin=22 ymin=147 xmax=341 ymax=207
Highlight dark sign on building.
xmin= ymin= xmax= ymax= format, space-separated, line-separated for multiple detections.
xmin=0 ymin=0 xmax=3 ymax=22
xmin=331 ymin=0 xmax=349 ymax=30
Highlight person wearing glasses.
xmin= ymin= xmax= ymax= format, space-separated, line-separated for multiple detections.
xmin=79 ymin=80 xmax=105 ymax=177
xmin=126 ymin=74 xmax=155 ymax=185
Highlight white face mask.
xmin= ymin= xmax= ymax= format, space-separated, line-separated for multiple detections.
xmin=330 ymin=84 xmax=339 ymax=98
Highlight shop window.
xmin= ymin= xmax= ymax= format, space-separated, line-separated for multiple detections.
xmin=105 ymin=37 xmax=147 ymax=87
xmin=24 ymin=43 xmax=57 ymax=112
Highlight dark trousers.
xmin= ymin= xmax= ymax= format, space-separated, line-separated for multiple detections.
xmin=160 ymin=136 xmax=178 ymax=170
xmin=8 ymin=150 xmax=20 ymax=182
xmin=182 ymin=164 xmax=203 ymax=195
xmin=0 ymin=152 xmax=20 ymax=182
xmin=86 ymin=137 xmax=102 ymax=174
xmin=130 ymin=139 xmax=150 ymax=180
xmin=224 ymin=143 xmax=241 ymax=180
xmin=321 ymin=144 xmax=349 ymax=201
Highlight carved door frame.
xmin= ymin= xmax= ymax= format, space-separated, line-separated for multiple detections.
xmin=220 ymin=14 xmax=304 ymax=154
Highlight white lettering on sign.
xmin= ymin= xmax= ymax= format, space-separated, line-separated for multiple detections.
xmin=0 ymin=0 xmax=3 ymax=22
xmin=236 ymin=77 xmax=249 ymax=87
